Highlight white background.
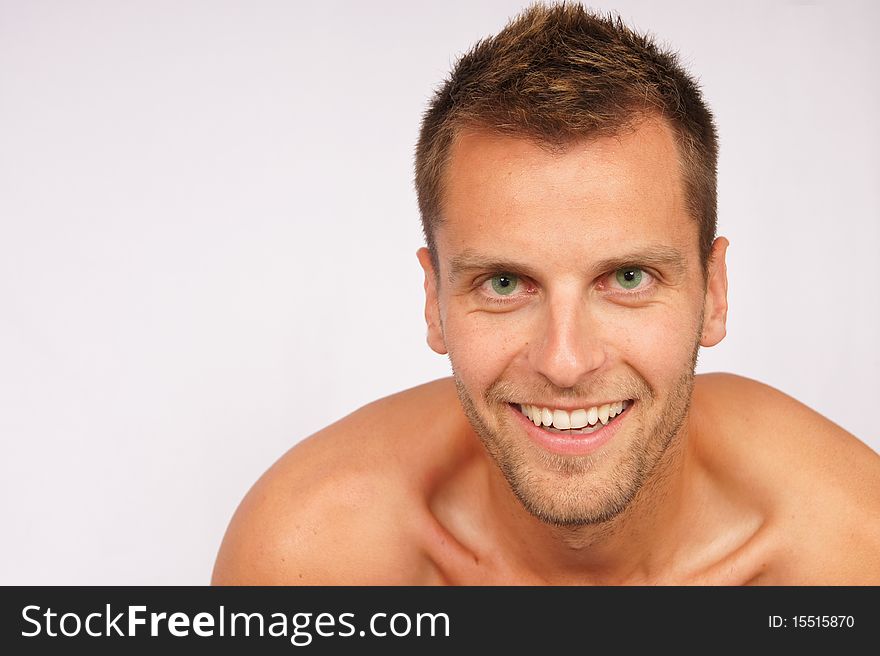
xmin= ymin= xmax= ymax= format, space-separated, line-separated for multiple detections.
xmin=1 ymin=0 xmax=877 ymax=584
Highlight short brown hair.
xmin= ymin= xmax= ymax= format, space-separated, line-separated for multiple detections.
xmin=415 ymin=3 xmax=718 ymax=270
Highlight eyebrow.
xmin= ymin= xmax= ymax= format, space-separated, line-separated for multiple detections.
xmin=447 ymin=246 xmax=688 ymax=283
xmin=448 ymin=252 xmax=541 ymax=283
xmin=592 ymin=247 xmax=688 ymax=278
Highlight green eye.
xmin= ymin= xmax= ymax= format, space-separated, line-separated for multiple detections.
xmin=615 ymin=267 xmax=643 ymax=290
xmin=490 ymin=274 xmax=519 ymax=296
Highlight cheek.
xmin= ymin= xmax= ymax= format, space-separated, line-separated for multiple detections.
xmin=613 ymin=305 xmax=701 ymax=384
xmin=442 ymin=313 xmax=525 ymax=387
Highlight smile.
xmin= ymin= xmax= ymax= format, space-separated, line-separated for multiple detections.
xmin=515 ymin=401 xmax=630 ymax=434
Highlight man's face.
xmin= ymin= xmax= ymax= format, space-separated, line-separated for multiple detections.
xmin=417 ymin=118 xmax=728 ymax=526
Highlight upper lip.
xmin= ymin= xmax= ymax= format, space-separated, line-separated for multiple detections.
xmin=512 ymin=399 xmax=631 ymax=411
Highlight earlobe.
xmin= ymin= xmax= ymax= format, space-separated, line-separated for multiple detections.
xmin=700 ymin=237 xmax=729 ymax=348
xmin=416 ymin=247 xmax=448 ymax=355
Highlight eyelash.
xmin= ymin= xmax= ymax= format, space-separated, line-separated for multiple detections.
xmin=476 ymin=268 xmax=657 ymax=304
xmin=604 ymin=268 xmax=657 ymax=300
xmin=476 ymin=275 xmax=536 ymax=305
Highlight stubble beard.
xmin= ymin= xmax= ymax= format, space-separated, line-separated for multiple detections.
xmin=452 ymin=343 xmax=700 ymax=528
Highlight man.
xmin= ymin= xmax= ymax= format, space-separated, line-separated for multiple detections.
xmin=212 ymin=4 xmax=880 ymax=585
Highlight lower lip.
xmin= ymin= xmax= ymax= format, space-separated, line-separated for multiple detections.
xmin=510 ymin=403 xmax=630 ymax=456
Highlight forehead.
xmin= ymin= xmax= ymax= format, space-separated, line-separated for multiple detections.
xmin=437 ymin=119 xmax=697 ymax=271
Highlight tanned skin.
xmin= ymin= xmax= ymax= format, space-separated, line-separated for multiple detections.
xmin=212 ymin=119 xmax=880 ymax=585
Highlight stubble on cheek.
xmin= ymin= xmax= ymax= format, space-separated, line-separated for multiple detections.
xmin=448 ymin=333 xmax=701 ymax=527
xmin=451 ymin=367 xmax=642 ymax=516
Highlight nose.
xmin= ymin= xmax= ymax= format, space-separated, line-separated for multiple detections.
xmin=528 ymin=293 xmax=607 ymax=389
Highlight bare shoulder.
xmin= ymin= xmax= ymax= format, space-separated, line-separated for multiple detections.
xmin=692 ymin=373 xmax=880 ymax=584
xmin=212 ymin=378 xmax=463 ymax=585
xmin=692 ymin=373 xmax=880 ymax=480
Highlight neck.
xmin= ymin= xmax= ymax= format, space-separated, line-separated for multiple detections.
xmin=484 ymin=422 xmax=699 ymax=584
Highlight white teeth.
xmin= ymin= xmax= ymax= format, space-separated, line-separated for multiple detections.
xmin=569 ymin=409 xmax=588 ymax=429
xmin=518 ymin=401 xmax=629 ymax=430
xmin=552 ymin=409 xmax=570 ymax=430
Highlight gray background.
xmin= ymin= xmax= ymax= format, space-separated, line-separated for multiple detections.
xmin=1 ymin=0 xmax=877 ymax=584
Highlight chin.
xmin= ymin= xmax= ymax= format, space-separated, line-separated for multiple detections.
xmin=497 ymin=432 xmax=650 ymax=527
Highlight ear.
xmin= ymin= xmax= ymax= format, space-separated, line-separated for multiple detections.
xmin=416 ymin=247 xmax=448 ymax=355
xmin=700 ymin=237 xmax=729 ymax=347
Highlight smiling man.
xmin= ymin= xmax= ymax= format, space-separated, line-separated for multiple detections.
xmin=213 ymin=4 xmax=880 ymax=585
